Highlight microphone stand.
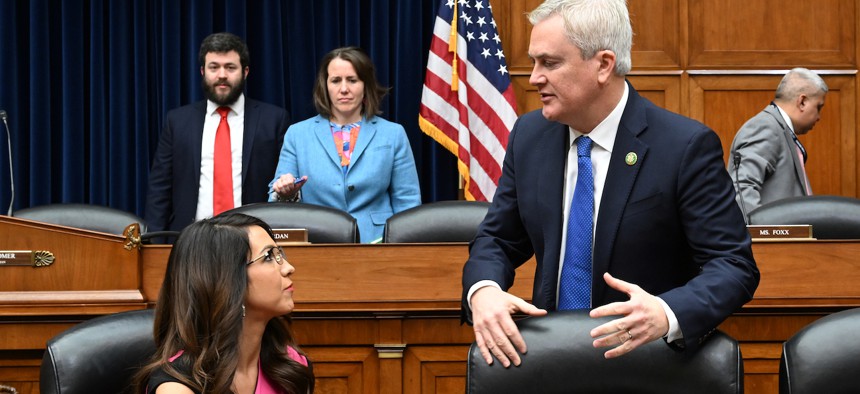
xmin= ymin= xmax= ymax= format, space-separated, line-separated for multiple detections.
xmin=0 ymin=110 xmax=12 ymax=216
xmin=733 ymin=153 xmax=749 ymax=225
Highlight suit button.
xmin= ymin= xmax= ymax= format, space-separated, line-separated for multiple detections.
xmin=348 ymin=185 xmax=355 ymax=191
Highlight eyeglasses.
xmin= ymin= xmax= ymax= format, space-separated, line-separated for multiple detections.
xmin=246 ymin=246 xmax=286 ymax=266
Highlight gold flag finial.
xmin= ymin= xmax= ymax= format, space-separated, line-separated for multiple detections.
xmin=449 ymin=2 xmax=459 ymax=91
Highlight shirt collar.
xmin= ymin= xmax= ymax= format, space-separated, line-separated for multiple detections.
xmin=206 ymin=93 xmax=245 ymax=117
xmin=329 ymin=119 xmax=362 ymax=130
xmin=772 ymin=102 xmax=796 ymax=134
xmin=569 ymin=83 xmax=628 ymax=154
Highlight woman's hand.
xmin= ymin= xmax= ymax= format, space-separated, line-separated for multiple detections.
xmin=272 ymin=174 xmax=307 ymax=200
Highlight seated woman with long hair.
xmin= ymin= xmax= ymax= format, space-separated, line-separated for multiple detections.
xmin=135 ymin=213 xmax=314 ymax=393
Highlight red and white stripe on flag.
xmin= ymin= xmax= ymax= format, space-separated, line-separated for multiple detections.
xmin=419 ymin=0 xmax=517 ymax=202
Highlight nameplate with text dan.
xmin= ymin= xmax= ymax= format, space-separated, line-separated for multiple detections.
xmin=747 ymin=225 xmax=813 ymax=240
xmin=273 ymin=229 xmax=309 ymax=244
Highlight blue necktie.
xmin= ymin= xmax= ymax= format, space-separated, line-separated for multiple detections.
xmin=558 ymin=136 xmax=594 ymax=310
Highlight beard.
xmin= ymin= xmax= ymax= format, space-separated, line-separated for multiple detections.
xmin=202 ymin=76 xmax=246 ymax=106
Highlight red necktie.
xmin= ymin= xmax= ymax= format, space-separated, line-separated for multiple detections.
xmin=213 ymin=106 xmax=234 ymax=215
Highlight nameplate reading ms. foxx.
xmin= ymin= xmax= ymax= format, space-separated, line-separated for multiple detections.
xmin=747 ymin=225 xmax=813 ymax=240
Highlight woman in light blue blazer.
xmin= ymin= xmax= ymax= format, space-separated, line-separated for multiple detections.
xmin=269 ymin=47 xmax=421 ymax=243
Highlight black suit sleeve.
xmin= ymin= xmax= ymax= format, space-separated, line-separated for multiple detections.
xmin=145 ymin=117 xmax=177 ymax=232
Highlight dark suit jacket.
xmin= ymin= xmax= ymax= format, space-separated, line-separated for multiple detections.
xmin=462 ymin=85 xmax=760 ymax=350
xmin=145 ymin=98 xmax=290 ymax=232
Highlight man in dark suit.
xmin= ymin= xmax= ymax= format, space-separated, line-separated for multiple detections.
xmin=145 ymin=32 xmax=290 ymax=233
xmin=462 ymin=0 xmax=759 ymax=368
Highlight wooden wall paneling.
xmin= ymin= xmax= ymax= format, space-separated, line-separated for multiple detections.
xmin=293 ymin=319 xmax=379 ymax=345
xmin=823 ymin=73 xmax=858 ymax=196
xmin=688 ymin=73 xmax=780 ymax=158
xmin=720 ymin=314 xmax=825 ymax=341
xmin=510 ymin=76 xmax=538 ymax=115
xmin=742 ymin=363 xmax=780 ymax=394
xmin=376 ymin=319 xmax=405 ymax=394
xmin=0 ymin=356 xmax=40 ymax=394
xmin=0 ymin=322 xmax=75 ymax=350
xmin=629 ymin=0 xmax=681 ymax=69
xmin=403 ymin=346 xmax=469 ymax=394
xmin=302 ymin=346 xmax=379 ymax=394
xmin=687 ymin=0 xmax=857 ymax=68
xmin=737 ymin=342 xmax=781 ymax=393
xmin=688 ymin=72 xmax=857 ymax=197
xmin=626 ymin=73 xmax=683 ymax=113
xmin=492 ymin=0 xmax=542 ymax=75
xmin=493 ymin=0 xmax=543 ymax=116
xmin=402 ymin=318 xmax=475 ymax=344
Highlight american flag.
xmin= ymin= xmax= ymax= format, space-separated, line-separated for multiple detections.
xmin=419 ymin=0 xmax=518 ymax=202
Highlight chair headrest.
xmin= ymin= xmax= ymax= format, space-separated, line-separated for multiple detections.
xmin=13 ymin=203 xmax=146 ymax=235
xmin=748 ymin=195 xmax=860 ymax=239
xmin=224 ymin=202 xmax=359 ymax=243
xmin=468 ymin=311 xmax=742 ymax=394
xmin=780 ymin=307 xmax=860 ymax=392
xmin=384 ymin=200 xmax=490 ymax=243
xmin=40 ymin=309 xmax=156 ymax=394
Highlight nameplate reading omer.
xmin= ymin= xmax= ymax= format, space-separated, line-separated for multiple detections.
xmin=0 ymin=250 xmax=56 ymax=267
xmin=747 ymin=225 xmax=813 ymax=240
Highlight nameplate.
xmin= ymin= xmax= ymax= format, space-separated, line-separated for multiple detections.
xmin=747 ymin=225 xmax=813 ymax=240
xmin=272 ymin=228 xmax=309 ymax=244
xmin=0 ymin=250 xmax=55 ymax=267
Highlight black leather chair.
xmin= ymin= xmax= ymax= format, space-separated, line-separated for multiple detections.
xmin=383 ymin=200 xmax=490 ymax=243
xmin=13 ymin=203 xmax=145 ymax=235
xmin=779 ymin=307 xmax=860 ymax=393
xmin=467 ymin=310 xmax=743 ymax=394
xmin=747 ymin=195 xmax=860 ymax=239
xmin=40 ymin=309 xmax=155 ymax=394
xmin=224 ymin=202 xmax=359 ymax=243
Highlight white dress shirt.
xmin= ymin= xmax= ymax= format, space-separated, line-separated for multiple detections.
xmin=195 ymin=94 xmax=245 ymax=221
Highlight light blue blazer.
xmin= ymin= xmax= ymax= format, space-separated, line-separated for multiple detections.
xmin=269 ymin=115 xmax=421 ymax=243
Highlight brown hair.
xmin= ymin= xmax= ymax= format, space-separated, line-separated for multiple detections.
xmin=313 ymin=46 xmax=390 ymax=120
xmin=198 ymin=32 xmax=250 ymax=69
xmin=134 ymin=213 xmax=313 ymax=393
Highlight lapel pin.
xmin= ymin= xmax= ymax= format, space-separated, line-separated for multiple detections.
xmin=625 ymin=152 xmax=638 ymax=166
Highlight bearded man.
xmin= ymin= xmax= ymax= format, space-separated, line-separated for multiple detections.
xmin=146 ymin=32 xmax=290 ymax=234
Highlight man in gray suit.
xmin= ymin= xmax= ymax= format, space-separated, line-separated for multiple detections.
xmin=728 ymin=68 xmax=828 ymax=219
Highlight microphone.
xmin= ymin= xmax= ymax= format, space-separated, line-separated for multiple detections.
xmin=1 ymin=110 xmax=13 ymax=216
xmin=733 ymin=153 xmax=749 ymax=225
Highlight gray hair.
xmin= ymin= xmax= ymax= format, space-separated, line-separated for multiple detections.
xmin=528 ymin=0 xmax=633 ymax=75
xmin=775 ymin=68 xmax=828 ymax=101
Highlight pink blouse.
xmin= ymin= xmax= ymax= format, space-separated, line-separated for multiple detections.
xmin=167 ymin=346 xmax=309 ymax=394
